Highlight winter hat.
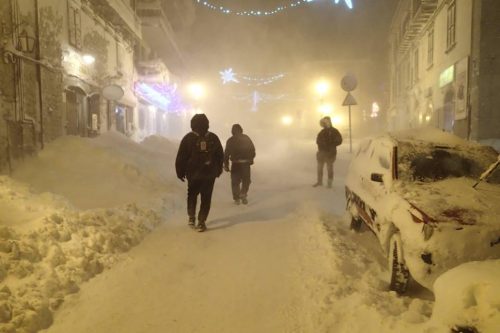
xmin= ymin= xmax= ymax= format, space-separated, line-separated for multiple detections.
xmin=191 ymin=114 xmax=209 ymax=135
xmin=231 ymin=124 xmax=243 ymax=135
xmin=320 ymin=116 xmax=332 ymax=128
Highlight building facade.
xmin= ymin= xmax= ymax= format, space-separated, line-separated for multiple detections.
xmin=388 ymin=0 xmax=500 ymax=142
xmin=0 ymin=0 xmax=194 ymax=172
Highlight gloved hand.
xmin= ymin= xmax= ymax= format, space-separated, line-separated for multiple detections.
xmin=223 ymin=165 xmax=230 ymax=172
xmin=178 ymin=176 xmax=185 ymax=182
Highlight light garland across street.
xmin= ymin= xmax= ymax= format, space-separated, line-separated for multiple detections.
xmin=220 ymin=68 xmax=286 ymax=86
xmin=195 ymin=0 xmax=353 ymax=17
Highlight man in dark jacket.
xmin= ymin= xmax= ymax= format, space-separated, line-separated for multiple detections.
xmin=224 ymin=124 xmax=256 ymax=205
xmin=175 ymin=114 xmax=224 ymax=232
xmin=313 ymin=116 xmax=342 ymax=188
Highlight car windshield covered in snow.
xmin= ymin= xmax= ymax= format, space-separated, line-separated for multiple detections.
xmin=398 ymin=142 xmax=500 ymax=184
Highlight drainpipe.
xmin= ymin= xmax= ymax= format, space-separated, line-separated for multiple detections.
xmin=467 ymin=0 xmax=479 ymax=141
xmin=34 ymin=0 xmax=44 ymax=149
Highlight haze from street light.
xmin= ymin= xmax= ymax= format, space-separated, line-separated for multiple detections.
xmin=188 ymin=83 xmax=206 ymax=100
xmin=281 ymin=115 xmax=293 ymax=126
xmin=314 ymin=80 xmax=330 ymax=96
xmin=82 ymin=54 xmax=95 ymax=65
xmin=318 ymin=103 xmax=334 ymax=116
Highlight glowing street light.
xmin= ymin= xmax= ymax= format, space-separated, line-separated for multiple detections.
xmin=318 ymin=103 xmax=334 ymax=116
xmin=188 ymin=83 xmax=206 ymax=101
xmin=281 ymin=115 xmax=294 ymax=126
xmin=314 ymin=80 xmax=330 ymax=97
xmin=82 ymin=54 xmax=95 ymax=65
xmin=331 ymin=115 xmax=343 ymax=127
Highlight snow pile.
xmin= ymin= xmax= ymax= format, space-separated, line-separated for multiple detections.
xmin=12 ymin=132 xmax=181 ymax=210
xmin=430 ymin=260 xmax=500 ymax=333
xmin=0 ymin=203 xmax=161 ymax=332
xmin=0 ymin=132 xmax=180 ymax=332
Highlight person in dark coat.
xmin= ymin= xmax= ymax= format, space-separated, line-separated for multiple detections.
xmin=313 ymin=116 xmax=342 ymax=188
xmin=175 ymin=114 xmax=224 ymax=232
xmin=224 ymin=124 xmax=256 ymax=205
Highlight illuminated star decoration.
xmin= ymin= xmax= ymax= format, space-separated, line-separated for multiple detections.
xmin=334 ymin=0 xmax=353 ymax=10
xmin=220 ymin=68 xmax=239 ymax=84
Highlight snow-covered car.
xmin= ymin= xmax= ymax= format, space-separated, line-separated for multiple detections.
xmin=345 ymin=128 xmax=500 ymax=294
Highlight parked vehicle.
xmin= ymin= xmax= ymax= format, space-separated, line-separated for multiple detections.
xmin=345 ymin=128 xmax=500 ymax=294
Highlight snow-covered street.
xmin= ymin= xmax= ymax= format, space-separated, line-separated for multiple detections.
xmin=0 ymin=133 xmax=497 ymax=333
xmin=37 ymin=134 xmax=431 ymax=333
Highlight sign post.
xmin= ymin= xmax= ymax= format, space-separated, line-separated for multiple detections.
xmin=341 ymin=74 xmax=358 ymax=153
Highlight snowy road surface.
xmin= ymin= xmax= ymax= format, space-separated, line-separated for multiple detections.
xmin=42 ymin=141 xmax=434 ymax=333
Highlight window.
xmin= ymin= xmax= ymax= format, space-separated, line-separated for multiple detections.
xmin=427 ymin=28 xmax=434 ymax=67
xmin=414 ymin=48 xmax=419 ymax=83
xmin=446 ymin=0 xmax=456 ymax=50
xmin=68 ymin=1 xmax=81 ymax=49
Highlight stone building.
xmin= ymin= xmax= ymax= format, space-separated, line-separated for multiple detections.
xmin=0 ymin=0 xmax=193 ymax=171
xmin=388 ymin=0 xmax=500 ymax=142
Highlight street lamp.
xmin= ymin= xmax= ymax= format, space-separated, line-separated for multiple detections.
xmin=281 ymin=115 xmax=294 ymax=126
xmin=187 ymin=83 xmax=206 ymax=101
xmin=318 ymin=103 xmax=334 ymax=116
xmin=314 ymin=80 xmax=330 ymax=98
xmin=82 ymin=54 xmax=95 ymax=65
xmin=17 ymin=29 xmax=36 ymax=53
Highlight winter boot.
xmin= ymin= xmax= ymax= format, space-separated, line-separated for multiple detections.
xmin=188 ymin=216 xmax=196 ymax=228
xmin=196 ymin=220 xmax=207 ymax=232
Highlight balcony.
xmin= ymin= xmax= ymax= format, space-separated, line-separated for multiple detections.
xmin=85 ymin=0 xmax=142 ymax=42
xmin=399 ymin=0 xmax=438 ymax=54
xmin=136 ymin=0 xmax=185 ymax=73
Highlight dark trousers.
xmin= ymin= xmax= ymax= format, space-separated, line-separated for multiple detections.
xmin=231 ymin=163 xmax=251 ymax=200
xmin=187 ymin=178 xmax=216 ymax=222
xmin=317 ymin=151 xmax=336 ymax=184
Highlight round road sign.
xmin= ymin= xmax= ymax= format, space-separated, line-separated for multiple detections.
xmin=341 ymin=74 xmax=358 ymax=92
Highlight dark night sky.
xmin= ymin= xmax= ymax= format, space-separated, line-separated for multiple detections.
xmin=183 ymin=0 xmax=397 ymax=76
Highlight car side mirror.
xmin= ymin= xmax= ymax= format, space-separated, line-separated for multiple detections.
xmin=371 ymin=173 xmax=384 ymax=183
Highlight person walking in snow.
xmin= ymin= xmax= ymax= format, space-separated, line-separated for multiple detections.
xmin=224 ymin=124 xmax=256 ymax=205
xmin=313 ymin=116 xmax=342 ymax=188
xmin=175 ymin=114 xmax=224 ymax=232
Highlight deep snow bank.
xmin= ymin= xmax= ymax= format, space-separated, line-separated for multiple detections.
xmin=0 ymin=133 xmax=180 ymax=332
xmin=431 ymin=260 xmax=500 ymax=333
xmin=12 ymin=133 xmax=181 ymax=210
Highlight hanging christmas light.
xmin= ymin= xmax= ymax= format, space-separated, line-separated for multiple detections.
xmin=219 ymin=68 xmax=286 ymax=86
xmin=195 ymin=0 xmax=353 ymax=17
xmin=135 ymin=82 xmax=186 ymax=113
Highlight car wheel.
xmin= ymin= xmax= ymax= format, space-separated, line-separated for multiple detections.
xmin=350 ymin=216 xmax=363 ymax=232
xmin=388 ymin=233 xmax=410 ymax=294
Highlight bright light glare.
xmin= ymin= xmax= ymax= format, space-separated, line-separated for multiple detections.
xmin=315 ymin=80 xmax=330 ymax=96
xmin=331 ymin=115 xmax=343 ymax=127
xmin=82 ymin=54 xmax=95 ymax=65
xmin=318 ymin=103 xmax=334 ymax=115
xmin=188 ymin=83 xmax=206 ymax=100
xmin=281 ymin=115 xmax=294 ymax=126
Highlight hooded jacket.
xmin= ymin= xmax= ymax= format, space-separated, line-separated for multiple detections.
xmin=316 ymin=117 xmax=342 ymax=154
xmin=175 ymin=114 xmax=224 ymax=180
xmin=224 ymin=124 xmax=256 ymax=168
